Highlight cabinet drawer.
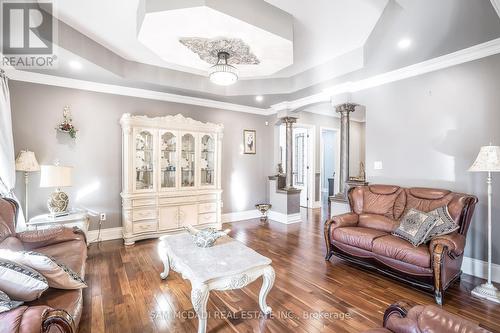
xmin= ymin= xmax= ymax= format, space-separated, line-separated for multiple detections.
xmin=132 ymin=209 xmax=157 ymax=221
xmin=133 ymin=221 xmax=157 ymax=233
xmin=198 ymin=213 xmax=216 ymax=224
xmin=132 ymin=198 xmax=156 ymax=207
xmin=159 ymin=196 xmax=197 ymax=205
xmin=198 ymin=202 xmax=217 ymax=214
xmin=198 ymin=194 xmax=217 ymax=201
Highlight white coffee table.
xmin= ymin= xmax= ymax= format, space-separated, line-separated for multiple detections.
xmin=158 ymin=233 xmax=275 ymax=333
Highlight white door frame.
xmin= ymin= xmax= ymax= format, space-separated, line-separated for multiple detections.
xmin=319 ymin=126 xmax=341 ymax=199
xmin=293 ymin=123 xmax=316 ymax=209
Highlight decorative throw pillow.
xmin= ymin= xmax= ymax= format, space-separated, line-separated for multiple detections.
xmin=0 ymin=259 xmax=48 ymax=301
xmin=0 ymin=290 xmax=23 ymax=313
xmin=392 ymin=209 xmax=439 ymax=246
xmin=0 ymin=250 xmax=86 ymax=290
xmin=424 ymin=206 xmax=460 ymax=242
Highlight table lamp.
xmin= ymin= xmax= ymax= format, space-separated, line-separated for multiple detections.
xmin=15 ymin=150 xmax=40 ymax=220
xmin=469 ymin=145 xmax=500 ymax=303
xmin=40 ymin=164 xmax=73 ymax=217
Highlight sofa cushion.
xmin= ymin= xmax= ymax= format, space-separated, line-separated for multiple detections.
xmin=425 ymin=206 xmax=459 ymax=242
xmin=0 ymin=290 xmax=23 ymax=313
xmin=0 ymin=250 xmax=86 ymax=289
xmin=333 ymin=227 xmax=388 ymax=251
xmin=372 ymin=235 xmax=431 ymax=268
xmin=0 ymin=236 xmax=24 ymax=251
xmin=0 ymin=259 xmax=49 ymax=301
xmin=392 ymin=209 xmax=438 ymax=246
xmin=35 ymin=239 xmax=87 ymax=278
xmin=362 ymin=186 xmax=403 ymax=218
xmin=359 ymin=214 xmax=399 ymax=233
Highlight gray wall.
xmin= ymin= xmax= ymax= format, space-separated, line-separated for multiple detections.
xmin=353 ymin=53 xmax=500 ymax=264
xmin=10 ymin=81 xmax=273 ymax=230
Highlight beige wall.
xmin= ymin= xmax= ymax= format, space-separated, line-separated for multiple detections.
xmin=10 ymin=81 xmax=274 ymax=230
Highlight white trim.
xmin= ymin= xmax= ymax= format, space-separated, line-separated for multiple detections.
xmin=462 ymin=256 xmax=500 ymax=283
xmin=268 ymin=211 xmax=301 ymax=224
xmin=221 ymin=210 xmax=261 ymax=223
xmin=272 ymin=38 xmax=500 ymax=111
xmin=312 ymin=201 xmax=322 ymax=209
xmin=3 ymin=68 xmax=272 ymax=116
xmin=87 ymin=227 xmax=123 ymax=243
xmin=491 ymin=0 xmax=500 ymax=18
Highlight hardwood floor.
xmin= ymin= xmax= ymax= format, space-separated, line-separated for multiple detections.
xmin=79 ymin=209 xmax=500 ymax=333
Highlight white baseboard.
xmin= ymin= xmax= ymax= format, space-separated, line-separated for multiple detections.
xmin=221 ymin=210 xmax=261 ymax=223
xmin=462 ymin=256 xmax=500 ymax=283
xmin=268 ymin=211 xmax=302 ymax=224
xmin=87 ymin=227 xmax=123 ymax=243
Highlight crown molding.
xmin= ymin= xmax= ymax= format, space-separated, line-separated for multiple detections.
xmin=273 ymin=37 xmax=500 ymax=111
xmin=3 ymin=68 xmax=273 ymax=116
xmin=491 ymin=0 xmax=500 ymax=18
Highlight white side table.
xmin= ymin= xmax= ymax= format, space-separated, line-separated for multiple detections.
xmin=28 ymin=211 xmax=90 ymax=244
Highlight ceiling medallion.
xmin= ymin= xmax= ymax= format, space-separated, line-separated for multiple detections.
xmin=180 ymin=37 xmax=260 ymax=86
xmin=179 ymin=37 xmax=260 ymax=65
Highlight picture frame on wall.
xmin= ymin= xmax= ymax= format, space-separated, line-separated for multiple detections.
xmin=243 ymin=129 xmax=256 ymax=154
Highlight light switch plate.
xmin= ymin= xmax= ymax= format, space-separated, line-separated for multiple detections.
xmin=374 ymin=161 xmax=383 ymax=170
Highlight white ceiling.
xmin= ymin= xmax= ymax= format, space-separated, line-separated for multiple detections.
xmin=54 ymin=0 xmax=388 ymax=79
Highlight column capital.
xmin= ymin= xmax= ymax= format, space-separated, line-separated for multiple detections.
xmin=335 ymin=103 xmax=359 ymax=115
xmin=281 ymin=116 xmax=298 ymax=125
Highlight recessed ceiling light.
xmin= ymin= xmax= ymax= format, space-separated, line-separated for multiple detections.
xmin=397 ymin=38 xmax=412 ymax=49
xmin=69 ymin=60 xmax=82 ymax=70
xmin=255 ymin=95 xmax=264 ymax=102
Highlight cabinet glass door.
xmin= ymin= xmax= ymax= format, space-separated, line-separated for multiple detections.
xmin=181 ymin=133 xmax=196 ymax=187
xmin=160 ymin=131 xmax=177 ymax=189
xmin=135 ymin=130 xmax=154 ymax=190
xmin=200 ymin=134 xmax=215 ymax=186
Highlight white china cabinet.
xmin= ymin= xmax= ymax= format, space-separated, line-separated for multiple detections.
xmin=120 ymin=113 xmax=223 ymax=245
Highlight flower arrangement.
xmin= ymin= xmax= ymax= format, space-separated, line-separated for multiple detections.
xmin=56 ymin=105 xmax=78 ymax=138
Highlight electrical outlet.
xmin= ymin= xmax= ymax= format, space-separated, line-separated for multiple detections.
xmin=99 ymin=213 xmax=106 ymax=222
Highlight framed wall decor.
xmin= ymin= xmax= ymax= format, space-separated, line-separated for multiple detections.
xmin=243 ymin=129 xmax=256 ymax=154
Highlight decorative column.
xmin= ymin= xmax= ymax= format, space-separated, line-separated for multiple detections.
xmin=282 ymin=116 xmax=297 ymax=189
xmin=333 ymin=103 xmax=358 ymax=200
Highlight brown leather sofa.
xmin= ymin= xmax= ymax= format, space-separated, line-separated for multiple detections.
xmin=0 ymin=197 xmax=87 ymax=333
xmin=363 ymin=301 xmax=490 ymax=333
xmin=324 ymin=185 xmax=477 ymax=304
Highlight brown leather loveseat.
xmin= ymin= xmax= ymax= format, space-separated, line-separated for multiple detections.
xmin=324 ymin=185 xmax=477 ymax=304
xmin=364 ymin=301 xmax=490 ymax=333
xmin=0 ymin=197 xmax=87 ymax=333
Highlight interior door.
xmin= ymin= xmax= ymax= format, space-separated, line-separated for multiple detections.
xmin=293 ymin=128 xmax=309 ymax=207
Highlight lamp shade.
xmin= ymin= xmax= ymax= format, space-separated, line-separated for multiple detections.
xmin=40 ymin=165 xmax=73 ymax=188
xmin=468 ymin=145 xmax=500 ymax=172
xmin=15 ymin=150 xmax=39 ymax=172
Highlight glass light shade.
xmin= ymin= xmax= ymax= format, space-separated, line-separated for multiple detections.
xmin=15 ymin=150 xmax=40 ymax=172
xmin=209 ymin=64 xmax=238 ymax=86
xmin=40 ymin=165 xmax=73 ymax=188
xmin=469 ymin=146 xmax=500 ymax=172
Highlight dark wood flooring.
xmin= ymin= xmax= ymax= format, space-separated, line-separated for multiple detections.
xmin=79 ymin=209 xmax=500 ymax=333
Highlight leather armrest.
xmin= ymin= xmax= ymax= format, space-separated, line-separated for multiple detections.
xmin=0 ymin=306 xmax=75 ymax=333
xmin=429 ymin=233 xmax=466 ymax=258
xmin=18 ymin=226 xmax=86 ymax=250
xmin=327 ymin=212 xmax=359 ymax=229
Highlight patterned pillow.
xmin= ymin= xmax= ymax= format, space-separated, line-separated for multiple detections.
xmin=0 ymin=259 xmax=48 ymax=301
xmin=0 ymin=290 xmax=23 ymax=313
xmin=0 ymin=250 xmax=86 ymax=290
xmin=392 ymin=209 xmax=439 ymax=246
xmin=424 ymin=206 xmax=460 ymax=242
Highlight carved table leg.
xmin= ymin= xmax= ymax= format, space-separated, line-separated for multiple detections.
xmin=160 ymin=252 xmax=170 ymax=280
xmin=191 ymin=284 xmax=210 ymax=333
xmin=259 ymin=266 xmax=275 ymax=315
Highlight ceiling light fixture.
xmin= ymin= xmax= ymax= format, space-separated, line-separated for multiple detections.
xmin=255 ymin=95 xmax=263 ymax=102
xmin=397 ymin=38 xmax=412 ymax=50
xmin=209 ymin=51 xmax=238 ymax=86
xmin=69 ymin=60 xmax=82 ymax=70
